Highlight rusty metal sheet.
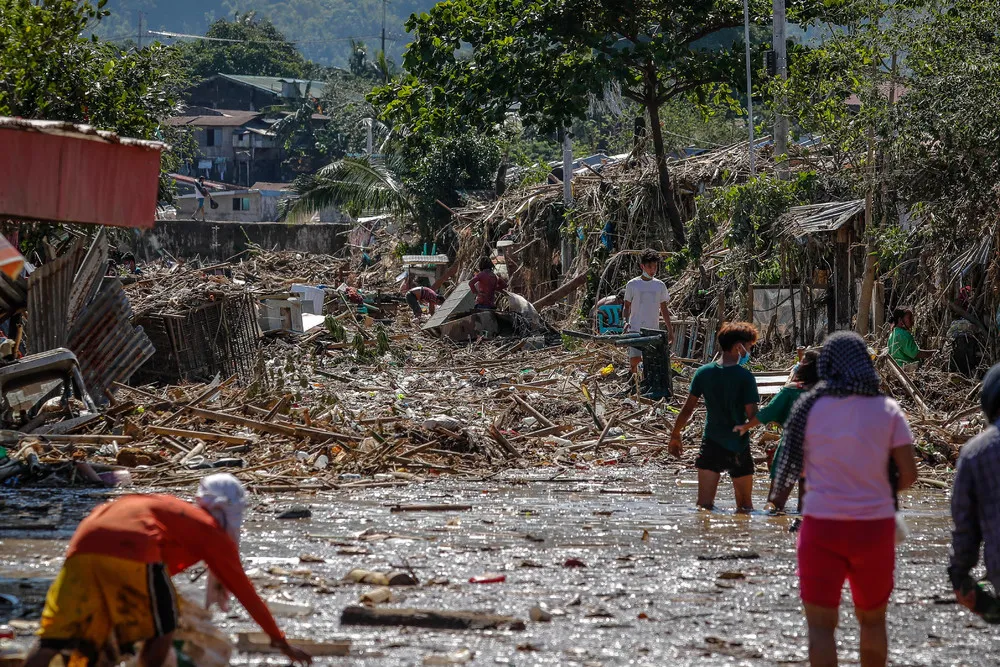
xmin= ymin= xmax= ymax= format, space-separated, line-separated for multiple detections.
xmin=67 ymin=281 xmax=154 ymax=404
xmin=0 ymin=117 xmax=163 ymax=229
xmin=26 ymin=239 xmax=85 ymax=352
xmin=67 ymin=229 xmax=109 ymax=325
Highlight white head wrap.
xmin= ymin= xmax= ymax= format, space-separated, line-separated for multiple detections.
xmin=196 ymin=473 xmax=248 ymax=611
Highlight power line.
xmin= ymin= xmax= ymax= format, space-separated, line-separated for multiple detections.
xmin=146 ymin=29 xmax=403 ymax=45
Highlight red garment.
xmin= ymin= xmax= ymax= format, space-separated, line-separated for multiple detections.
xmin=66 ymin=494 xmax=284 ymax=642
xmin=797 ymin=516 xmax=896 ymax=610
xmin=468 ymin=271 xmax=507 ymax=307
xmin=408 ymin=286 xmax=441 ymax=304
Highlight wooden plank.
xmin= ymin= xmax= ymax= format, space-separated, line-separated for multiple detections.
xmin=388 ymin=504 xmax=473 ymax=513
xmin=340 ymin=606 xmax=525 ymax=631
xmin=186 ymin=407 xmax=298 ymax=437
xmin=147 ymin=426 xmax=253 ymax=445
xmin=236 ymin=633 xmax=350 ymax=657
xmin=531 ymin=272 xmax=588 ymax=310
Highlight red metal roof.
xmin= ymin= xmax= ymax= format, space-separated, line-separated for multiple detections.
xmin=0 ymin=117 xmax=164 ymax=229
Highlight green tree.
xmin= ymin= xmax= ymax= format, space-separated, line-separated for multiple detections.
xmin=177 ymin=12 xmax=312 ymax=79
xmin=0 ymin=0 xmax=183 ymax=138
xmin=372 ymin=0 xmax=825 ymax=248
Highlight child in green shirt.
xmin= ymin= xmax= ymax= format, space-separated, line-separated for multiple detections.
xmin=735 ymin=349 xmax=820 ymax=509
xmin=888 ymin=306 xmax=935 ymax=366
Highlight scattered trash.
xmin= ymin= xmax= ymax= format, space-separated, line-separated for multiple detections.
xmin=422 ymin=648 xmax=474 ymax=665
xmin=344 ymin=569 xmax=419 ymax=586
xmin=359 ymin=586 xmax=393 ymax=605
xmin=468 ymin=574 xmax=506 ymax=584
xmin=563 ymin=558 xmax=586 ymax=568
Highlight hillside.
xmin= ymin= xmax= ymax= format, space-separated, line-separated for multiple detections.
xmin=95 ymin=0 xmax=439 ymax=66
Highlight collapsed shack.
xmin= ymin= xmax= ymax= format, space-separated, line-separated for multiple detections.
xmin=451 ymin=140 xmax=810 ymax=327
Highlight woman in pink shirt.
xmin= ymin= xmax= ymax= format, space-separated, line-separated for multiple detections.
xmin=770 ymin=332 xmax=917 ymax=667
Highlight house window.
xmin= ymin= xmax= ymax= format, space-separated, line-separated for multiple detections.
xmin=232 ymin=197 xmax=251 ymax=212
xmin=206 ymin=128 xmax=222 ymax=146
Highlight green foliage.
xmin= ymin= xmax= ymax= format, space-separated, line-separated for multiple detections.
xmin=0 ymin=0 xmax=184 ymax=137
xmin=176 ymin=13 xmax=312 ymax=79
xmin=887 ymin=0 xmax=1000 ymax=231
xmin=371 ymin=0 xmax=828 ymax=248
xmin=724 ymin=172 xmax=816 ymax=253
xmin=692 ymin=173 xmax=815 ymax=286
xmin=324 ymin=315 xmax=347 ymax=342
xmin=284 ymin=152 xmax=412 ymax=220
xmin=406 ymin=133 xmax=502 ymax=244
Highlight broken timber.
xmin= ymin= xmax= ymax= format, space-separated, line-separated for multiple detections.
xmin=340 ymin=606 xmax=525 ymax=631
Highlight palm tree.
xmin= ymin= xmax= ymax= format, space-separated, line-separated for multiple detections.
xmin=280 ymin=119 xmax=413 ymax=221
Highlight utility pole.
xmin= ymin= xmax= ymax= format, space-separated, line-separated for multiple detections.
xmin=137 ymin=11 xmax=143 ymax=49
xmin=773 ymin=0 xmax=788 ymax=178
xmin=561 ymin=130 xmax=573 ymax=207
xmin=381 ymin=0 xmax=388 ymax=83
xmin=561 ymin=130 xmax=574 ymax=272
xmin=742 ymin=0 xmax=755 ymax=176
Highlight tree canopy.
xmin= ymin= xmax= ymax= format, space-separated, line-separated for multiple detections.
xmin=0 ymin=0 xmax=183 ymax=137
xmin=372 ymin=0 xmax=827 ymax=247
xmin=176 ymin=13 xmax=314 ymax=79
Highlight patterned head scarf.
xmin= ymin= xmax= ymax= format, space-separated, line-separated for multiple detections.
xmin=773 ymin=332 xmax=882 ymax=492
xmin=983 ymin=363 xmax=1000 ymax=424
xmin=196 ymin=473 xmax=248 ymax=611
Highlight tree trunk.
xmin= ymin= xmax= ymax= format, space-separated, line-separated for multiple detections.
xmin=646 ymin=100 xmax=686 ymax=248
xmin=856 ymin=244 xmax=877 ymax=337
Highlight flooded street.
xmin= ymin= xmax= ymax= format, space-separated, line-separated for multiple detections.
xmin=0 ymin=469 xmax=992 ymax=666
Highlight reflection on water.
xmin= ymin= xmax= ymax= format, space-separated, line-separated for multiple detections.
xmin=0 ymin=470 xmax=993 ymax=665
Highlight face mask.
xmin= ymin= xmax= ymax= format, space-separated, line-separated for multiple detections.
xmin=738 ymin=345 xmax=751 ymax=366
xmin=641 ymin=270 xmax=654 ymax=280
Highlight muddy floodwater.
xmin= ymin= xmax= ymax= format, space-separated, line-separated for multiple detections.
xmin=0 ymin=469 xmax=994 ymax=666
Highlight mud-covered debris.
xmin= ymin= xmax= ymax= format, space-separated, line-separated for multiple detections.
xmin=344 ymin=569 xmax=418 ymax=586
xmin=359 ymin=586 xmax=392 ymax=605
xmin=718 ymin=571 xmax=746 ymax=580
xmin=298 ymin=554 xmax=325 ymax=563
xmin=422 ymin=648 xmax=474 ymax=665
xmin=529 ymin=606 xmax=552 ymax=622
xmin=277 ymin=505 xmax=312 ymax=519
xmin=563 ymin=558 xmax=586 ymax=568
xmin=696 ymin=551 xmax=760 ymax=561
xmin=341 ymin=606 xmax=525 ymax=631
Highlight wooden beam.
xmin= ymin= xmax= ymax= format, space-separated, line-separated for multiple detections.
xmin=531 ymin=272 xmax=588 ymax=310
xmin=340 ymin=606 xmax=525 ymax=631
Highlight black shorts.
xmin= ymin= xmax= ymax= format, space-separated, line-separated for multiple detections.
xmin=405 ymin=291 xmax=422 ymax=317
xmin=695 ymin=440 xmax=755 ymax=478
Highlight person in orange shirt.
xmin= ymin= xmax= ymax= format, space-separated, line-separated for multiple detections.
xmin=23 ymin=474 xmax=311 ymax=667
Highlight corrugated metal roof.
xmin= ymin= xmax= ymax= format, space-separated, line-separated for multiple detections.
xmin=782 ymin=199 xmax=865 ymax=239
xmin=164 ymin=110 xmax=261 ymax=127
xmin=67 ymin=281 xmax=154 ymax=404
xmin=950 ymin=231 xmax=995 ymax=275
xmin=26 ymin=239 xmax=86 ymax=352
xmin=0 ymin=116 xmax=166 ymax=150
xmin=218 ymin=74 xmax=328 ymax=98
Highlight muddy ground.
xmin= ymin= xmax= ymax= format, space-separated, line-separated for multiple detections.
xmin=0 ymin=469 xmax=991 ymax=666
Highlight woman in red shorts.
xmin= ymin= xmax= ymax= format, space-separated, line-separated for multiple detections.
xmin=770 ymin=332 xmax=917 ymax=667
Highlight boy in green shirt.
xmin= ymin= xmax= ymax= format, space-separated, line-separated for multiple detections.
xmin=670 ymin=322 xmax=760 ymax=512
xmin=735 ymin=349 xmax=820 ymax=510
xmin=888 ymin=306 xmax=935 ymax=366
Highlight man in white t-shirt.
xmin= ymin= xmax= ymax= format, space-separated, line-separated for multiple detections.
xmin=622 ymin=248 xmax=673 ymax=376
